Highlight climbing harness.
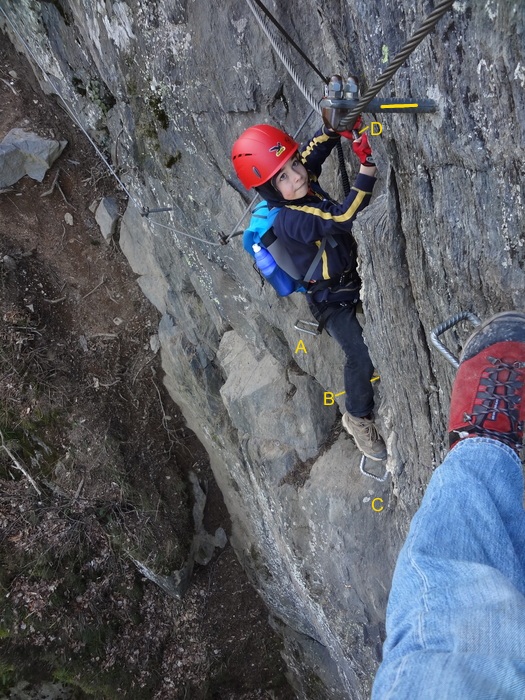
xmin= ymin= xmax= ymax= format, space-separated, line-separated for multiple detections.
xmin=430 ymin=311 xmax=482 ymax=368
xmin=360 ymin=455 xmax=388 ymax=483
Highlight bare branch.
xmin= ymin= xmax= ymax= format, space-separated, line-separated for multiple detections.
xmin=0 ymin=429 xmax=42 ymax=495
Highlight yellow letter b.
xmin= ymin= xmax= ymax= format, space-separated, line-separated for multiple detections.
xmin=324 ymin=392 xmax=335 ymax=406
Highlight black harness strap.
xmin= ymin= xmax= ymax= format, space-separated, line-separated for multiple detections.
xmin=303 ymin=235 xmax=338 ymax=284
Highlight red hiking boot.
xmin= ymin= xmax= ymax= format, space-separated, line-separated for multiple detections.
xmin=448 ymin=311 xmax=525 ymax=455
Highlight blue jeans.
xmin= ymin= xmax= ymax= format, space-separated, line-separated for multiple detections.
xmin=372 ymin=438 xmax=525 ymax=699
xmin=308 ymin=300 xmax=374 ymax=416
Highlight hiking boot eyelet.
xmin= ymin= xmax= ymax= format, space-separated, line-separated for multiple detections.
xmin=448 ymin=311 xmax=525 ymax=455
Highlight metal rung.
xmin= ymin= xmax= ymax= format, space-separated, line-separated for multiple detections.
xmin=359 ymin=454 xmax=388 ymax=482
xmin=430 ymin=311 xmax=482 ymax=368
xmin=294 ymin=319 xmax=320 ymax=335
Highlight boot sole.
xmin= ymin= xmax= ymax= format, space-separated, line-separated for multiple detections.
xmin=460 ymin=311 xmax=525 ymax=364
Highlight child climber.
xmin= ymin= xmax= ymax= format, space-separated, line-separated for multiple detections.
xmin=231 ymin=121 xmax=387 ymax=462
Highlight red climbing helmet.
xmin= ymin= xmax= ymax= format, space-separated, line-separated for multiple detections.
xmin=231 ymin=124 xmax=299 ymax=189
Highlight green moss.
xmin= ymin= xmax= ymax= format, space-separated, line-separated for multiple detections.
xmin=148 ymin=94 xmax=169 ymax=130
xmin=0 ymin=406 xmax=62 ymax=481
xmin=0 ymin=662 xmax=15 ymax=693
xmin=85 ymin=79 xmax=116 ymax=115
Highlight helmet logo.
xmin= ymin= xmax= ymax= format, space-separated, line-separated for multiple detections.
xmin=252 ymin=166 xmax=262 ymax=179
xmin=269 ymin=142 xmax=286 ymax=157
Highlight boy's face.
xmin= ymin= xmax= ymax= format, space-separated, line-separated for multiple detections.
xmin=273 ymin=156 xmax=308 ymax=200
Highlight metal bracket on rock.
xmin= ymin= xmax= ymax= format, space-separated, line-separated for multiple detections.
xmin=320 ymin=74 xmax=436 ymax=131
xmin=321 ymin=95 xmax=437 ymax=131
xmin=140 ymin=206 xmax=175 ymax=218
xmin=294 ymin=319 xmax=320 ymax=335
xmin=359 ymin=454 xmax=388 ymax=482
xmin=430 ymin=311 xmax=482 ymax=368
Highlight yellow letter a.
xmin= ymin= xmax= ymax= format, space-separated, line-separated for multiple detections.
xmin=295 ymin=340 xmax=307 ymax=354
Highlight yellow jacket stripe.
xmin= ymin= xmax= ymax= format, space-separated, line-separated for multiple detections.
xmin=285 ymin=187 xmax=371 ymax=223
xmin=301 ymin=130 xmax=334 ymax=160
xmin=314 ymin=240 xmax=331 ymax=279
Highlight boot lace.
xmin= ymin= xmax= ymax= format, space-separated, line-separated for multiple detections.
xmin=464 ymin=357 xmax=525 ymax=451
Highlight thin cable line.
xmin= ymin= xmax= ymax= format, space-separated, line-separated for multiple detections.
xmin=245 ymin=0 xmax=321 ymax=114
xmin=146 ymin=219 xmax=221 ymax=246
xmin=250 ymin=0 xmax=328 ymax=83
xmin=0 ymin=5 xmax=221 ymax=248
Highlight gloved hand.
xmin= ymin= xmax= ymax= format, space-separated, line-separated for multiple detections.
xmin=352 ymin=131 xmax=376 ymax=167
xmin=336 ymin=115 xmax=363 ymax=141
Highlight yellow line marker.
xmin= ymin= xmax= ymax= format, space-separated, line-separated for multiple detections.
xmin=334 ymin=391 xmax=346 ymax=397
xmin=379 ymin=103 xmax=418 ymax=109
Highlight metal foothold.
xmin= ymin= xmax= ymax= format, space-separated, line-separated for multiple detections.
xmin=294 ymin=319 xmax=320 ymax=335
xmin=359 ymin=454 xmax=388 ymax=482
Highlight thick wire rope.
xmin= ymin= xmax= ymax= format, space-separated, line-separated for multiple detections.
xmin=245 ymin=0 xmax=321 ymax=114
xmin=339 ymin=0 xmax=454 ymax=129
xmin=0 ymin=6 xmax=221 ymax=247
xmin=250 ymin=0 xmax=328 ymax=83
xmin=246 ymin=0 xmax=454 ymax=132
xmin=244 ymin=0 xmax=453 ymax=198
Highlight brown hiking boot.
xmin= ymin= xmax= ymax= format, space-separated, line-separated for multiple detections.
xmin=342 ymin=413 xmax=387 ymax=461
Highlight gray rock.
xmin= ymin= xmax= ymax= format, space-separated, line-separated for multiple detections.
xmin=0 ymin=128 xmax=66 ymax=187
xmin=1 ymin=254 xmax=17 ymax=272
xmin=95 ymin=196 xmax=119 ymax=240
xmin=5 ymin=0 xmax=525 ymax=696
xmin=129 ymin=471 xmax=228 ymax=597
xmin=6 ymin=681 xmax=75 ymax=700
xmin=0 ymin=142 xmax=26 ymax=188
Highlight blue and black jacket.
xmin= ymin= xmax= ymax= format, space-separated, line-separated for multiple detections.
xmin=259 ymin=126 xmax=377 ymax=304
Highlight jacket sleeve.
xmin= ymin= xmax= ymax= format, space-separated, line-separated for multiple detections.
xmin=279 ymin=173 xmax=377 ymax=242
xmin=299 ymin=126 xmax=340 ymax=177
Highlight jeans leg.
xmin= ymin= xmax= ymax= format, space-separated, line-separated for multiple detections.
xmin=317 ymin=303 xmax=374 ymax=416
xmin=372 ymin=438 xmax=525 ymax=700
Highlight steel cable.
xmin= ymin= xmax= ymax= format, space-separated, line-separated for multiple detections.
xmin=245 ymin=0 xmax=321 ymax=114
xmin=339 ymin=0 xmax=454 ymax=129
xmin=250 ymin=0 xmax=328 ymax=83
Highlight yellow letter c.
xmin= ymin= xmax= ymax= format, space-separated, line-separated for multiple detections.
xmin=371 ymin=498 xmax=384 ymax=512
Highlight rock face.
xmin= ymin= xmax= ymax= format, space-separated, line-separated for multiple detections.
xmin=2 ymin=1 xmax=524 ymax=696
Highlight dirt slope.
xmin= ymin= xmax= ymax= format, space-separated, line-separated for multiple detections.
xmin=0 ymin=38 xmax=292 ymax=700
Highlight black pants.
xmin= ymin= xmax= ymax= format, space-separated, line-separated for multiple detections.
xmin=308 ymin=299 xmax=375 ymax=417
